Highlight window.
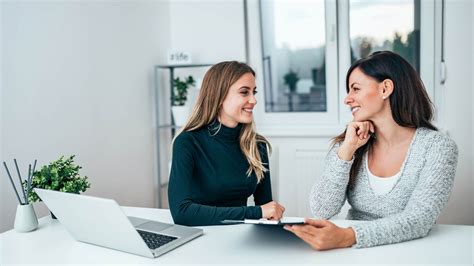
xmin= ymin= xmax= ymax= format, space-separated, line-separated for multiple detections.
xmin=260 ymin=0 xmax=327 ymax=112
xmin=349 ymin=0 xmax=420 ymax=71
xmin=247 ymin=0 xmax=439 ymax=133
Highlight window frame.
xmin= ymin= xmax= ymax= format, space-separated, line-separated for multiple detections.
xmin=246 ymin=0 xmax=441 ymax=136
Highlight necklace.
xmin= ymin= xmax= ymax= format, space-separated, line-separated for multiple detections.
xmin=207 ymin=119 xmax=222 ymax=137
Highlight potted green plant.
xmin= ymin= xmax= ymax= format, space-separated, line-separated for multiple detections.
xmin=171 ymin=75 xmax=195 ymax=126
xmin=283 ymin=69 xmax=300 ymax=93
xmin=27 ymin=155 xmax=91 ymax=218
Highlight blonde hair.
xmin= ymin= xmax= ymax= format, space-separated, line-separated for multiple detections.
xmin=175 ymin=61 xmax=271 ymax=182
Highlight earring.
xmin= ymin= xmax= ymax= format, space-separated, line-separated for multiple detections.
xmin=382 ymin=96 xmax=386 ymax=99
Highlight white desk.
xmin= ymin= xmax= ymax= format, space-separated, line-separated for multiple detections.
xmin=1 ymin=207 xmax=473 ymax=265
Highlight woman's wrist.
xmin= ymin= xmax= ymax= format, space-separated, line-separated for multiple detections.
xmin=341 ymin=227 xmax=356 ymax=248
xmin=337 ymin=144 xmax=356 ymax=161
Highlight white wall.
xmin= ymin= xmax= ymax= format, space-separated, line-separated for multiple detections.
xmin=1 ymin=1 xmax=170 ymax=232
xmin=436 ymin=0 xmax=473 ymax=225
xmin=169 ymin=0 xmax=246 ymax=63
xmin=164 ymin=0 xmax=247 ymax=90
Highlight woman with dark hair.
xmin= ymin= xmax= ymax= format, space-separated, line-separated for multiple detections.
xmin=284 ymin=51 xmax=458 ymax=250
xmin=168 ymin=61 xmax=285 ymax=226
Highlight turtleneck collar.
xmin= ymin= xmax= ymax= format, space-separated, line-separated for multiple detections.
xmin=208 ymin=120 xmax=242 ymax=141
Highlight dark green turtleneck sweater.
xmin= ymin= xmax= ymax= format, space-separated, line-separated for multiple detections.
xmin=168 ymin=123 xmax=272 ymax=226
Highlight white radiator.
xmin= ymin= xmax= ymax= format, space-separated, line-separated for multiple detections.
xmin=275 ymin=142 xmax=350 ymax=218
xmin=277 ymin=145 xmax=327 ymax=217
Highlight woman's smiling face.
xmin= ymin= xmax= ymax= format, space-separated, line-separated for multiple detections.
xmin=219 ymin=72 xmax=257 ymax=127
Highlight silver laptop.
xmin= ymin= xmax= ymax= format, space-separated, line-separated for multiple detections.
xmin=34 ymin=188 xmax=203 ymax=258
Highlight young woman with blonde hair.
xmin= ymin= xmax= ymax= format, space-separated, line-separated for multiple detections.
xmin=168 ymin=61 xmax=285 ymax=226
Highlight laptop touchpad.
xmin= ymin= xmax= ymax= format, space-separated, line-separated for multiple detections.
xmin=136 ymin=221 xmax=173 ymax=232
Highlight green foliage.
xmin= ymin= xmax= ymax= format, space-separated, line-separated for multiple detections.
xmin=392 ymin=30 xmax=418 ymax=70
xmin=283 ymin=69 xmax=300 ymax=92
xmin=26 ymin=155 xmax=91 ymax=203
xmin=172 ymin=76 xmax=196 ymax=106
xmin=350 ymin=30 xmax=418 ymax=70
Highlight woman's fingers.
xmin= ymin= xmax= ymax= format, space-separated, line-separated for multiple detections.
xmin=369 ymin=121 xmax=375 ymax=134
xmin=285 ymin=225 xmax=323 ymax=250
xmin=271 ymin=205 xmax=281 ymax=220
xmin=359 ymin=121 xmax=374 ymax=139
xmin=292 ymin=224 xmax=318 ymax=235
xmin=285 ymin=225 xmax=314 ymax=241
xmin=265 ymin=201 xmax=285 ymax=220
xmin=355 ymin=122 xmax=368 ymax=139
xmin=277 ymin=203 xmax=285 ymax=219
xmin=271 ymin=211 xmax=281 ymax=220
xmin=364 ymin=122 xmax=370 ymax=138
xmin=344 ymin=120 xmax=375 ymax=151
xmin=304 ymin=218 xmax=331 ymax=228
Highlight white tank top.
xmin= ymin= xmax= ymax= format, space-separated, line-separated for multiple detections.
xmin=365 ymin=154 xmax=400 ymax=195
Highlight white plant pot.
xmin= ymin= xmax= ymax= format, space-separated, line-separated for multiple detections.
xmin=14 ymin=203 xmax=38 ymax=232
xmin=172 ymin=106 xmax=190 ymax=127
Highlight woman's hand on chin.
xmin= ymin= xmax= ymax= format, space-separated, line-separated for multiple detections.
xmin=338 ymin=121 xmax=375 ymax=160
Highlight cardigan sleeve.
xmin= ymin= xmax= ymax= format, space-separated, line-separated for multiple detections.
xmin=168 ymin=133 xmax=262 ymax=226
xmin=309 ymin=143 xmax=353 ymax=219
xmin=350 ymin=135 xmax=458 ymax=248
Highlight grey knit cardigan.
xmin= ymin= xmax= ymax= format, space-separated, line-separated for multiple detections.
xmin=309 ymin=127 xmax=458 ymax=248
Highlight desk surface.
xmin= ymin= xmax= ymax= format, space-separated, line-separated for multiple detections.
xmin=1 ymin=207 xmax=473 ymax=264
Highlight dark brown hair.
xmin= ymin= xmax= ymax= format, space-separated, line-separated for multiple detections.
xmin=333 ymin=51 xmax=437 ymax=181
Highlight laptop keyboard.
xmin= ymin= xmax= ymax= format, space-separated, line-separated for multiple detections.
xmin=137 ymin=229 xmax=178 ymax=250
